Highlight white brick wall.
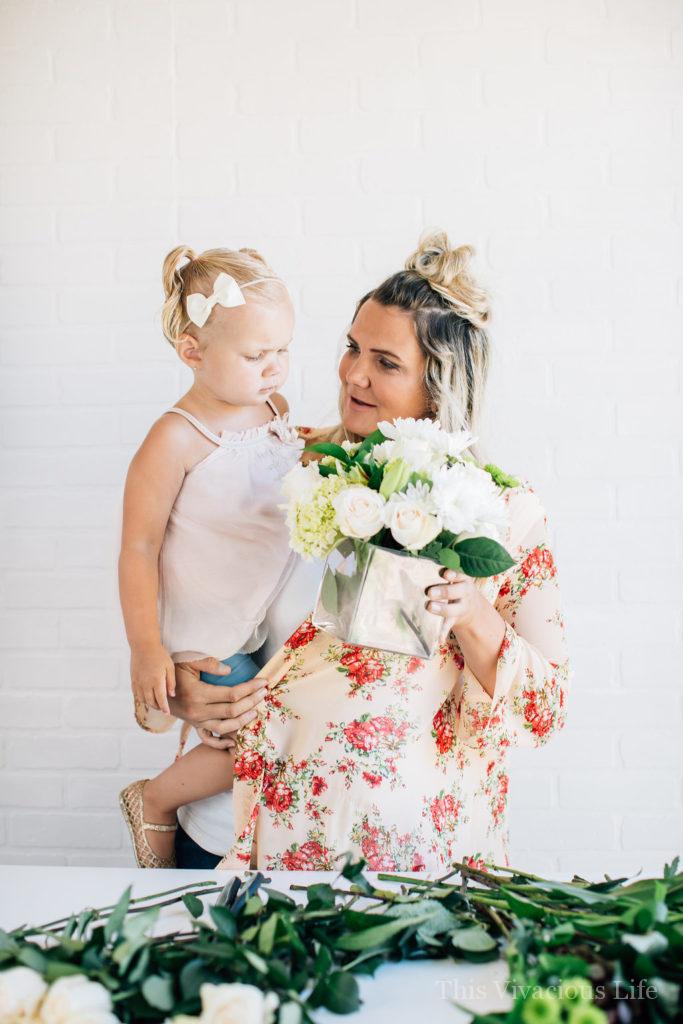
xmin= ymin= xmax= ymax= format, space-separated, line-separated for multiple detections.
xmin=1 ymin=0 xmax=681 ymax=880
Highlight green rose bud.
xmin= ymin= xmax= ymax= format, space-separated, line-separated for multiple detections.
xmin=347 ymin=463 xmax=369 ymax=485
xmin=379 ymin=458 xmax=412 ymax=498
xmin=520 ymin=989 xmax=562 ymax=1024
xmin=558 ymin=978 xmax=593 ymax=1006
xmin=566 ymin=1005 xmax=608 ymax=1024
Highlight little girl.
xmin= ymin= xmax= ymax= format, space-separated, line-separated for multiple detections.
xmin=118 ymin=244 xmax=303 ymax=868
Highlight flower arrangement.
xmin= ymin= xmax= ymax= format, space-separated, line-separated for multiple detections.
xmin=283 ymin=417 xmax=517 ymax=572
xmin=1 ymin=857 xmax=681 ymax=1023
xmin=281 ymin=418 xmax=519 ymax=656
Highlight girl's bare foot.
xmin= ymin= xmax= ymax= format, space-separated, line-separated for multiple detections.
xmin=142 ymin=780 xmax=178 ymax=861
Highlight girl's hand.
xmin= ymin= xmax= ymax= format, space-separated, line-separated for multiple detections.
xmin=425 ymin=569 xmax=483 ymax=633
xmin=130 ymin=644 xmax=176 ymax=717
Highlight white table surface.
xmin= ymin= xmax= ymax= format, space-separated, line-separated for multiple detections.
xmin=0 ymin=866 xmax=512 ymax=1023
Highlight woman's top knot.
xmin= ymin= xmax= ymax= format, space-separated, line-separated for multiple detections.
xmin=405 ymin=229 xmax=491 ymax=329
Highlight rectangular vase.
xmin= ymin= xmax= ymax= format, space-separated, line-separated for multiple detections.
xmin=311 ymin=539 xmax=446 ymax=658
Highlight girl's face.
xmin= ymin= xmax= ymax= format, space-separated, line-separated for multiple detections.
xmin=338 ymin=298 xmax=430 ymax=437
xmin=179 ymin=295 xmax=294 ymax=407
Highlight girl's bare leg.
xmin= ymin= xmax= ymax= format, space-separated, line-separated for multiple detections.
xmin=142 ymin=746 xmax=234 ymax=860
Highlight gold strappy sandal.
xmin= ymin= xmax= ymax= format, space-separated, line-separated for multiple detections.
xmin=119 ymin=779 xmax=177 ymax=869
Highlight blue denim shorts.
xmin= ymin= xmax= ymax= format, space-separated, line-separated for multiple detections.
xmin=199 ymin=651 xmax=260 ymax=687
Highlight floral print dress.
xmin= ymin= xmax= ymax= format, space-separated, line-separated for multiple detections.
xmin=218 ymin=480 xmax=571 ymax=873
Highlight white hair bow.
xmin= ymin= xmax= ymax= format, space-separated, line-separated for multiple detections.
xmin=185 ymin=272 xmax=247 ymax=328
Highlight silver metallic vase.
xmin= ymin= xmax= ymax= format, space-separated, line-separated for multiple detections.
xmin=311 ymin=539 xmax=447 ymax=658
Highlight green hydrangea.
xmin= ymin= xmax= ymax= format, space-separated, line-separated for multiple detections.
xmin=288 ymin=474 xmax=346 ymax=560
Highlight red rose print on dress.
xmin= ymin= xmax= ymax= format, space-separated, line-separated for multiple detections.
xmin=326 ymin=706 xmax=416 ymax=791
xmin=233 ymin=749 xmax=265 ymax=783
xmin=286 ymin=620 xmax=318 ymax=650
xmin=264 ymin=779 xmax=293 ymax=814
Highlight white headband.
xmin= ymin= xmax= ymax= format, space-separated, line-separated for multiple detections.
xmin=185 ymin=272 xmax=282 ymax=328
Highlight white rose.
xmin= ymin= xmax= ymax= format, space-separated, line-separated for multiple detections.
xmin=0 ymin=966 xmax=47 ymax=1023
xmin=38 ymin=975 xmax=119 ymax=1024
xmin=198 ymin=983 xmax=278 ymax=1024
xmin=333 ymin=486 xmax=386 ymax=539
xmin=385 ymin=485 xmax=442 ymax=552
xmin=280 ymin=461 xmax=321 ymax=504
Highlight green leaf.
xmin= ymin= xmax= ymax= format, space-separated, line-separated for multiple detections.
xmin=142 ymin=974 xmax=174 ymax=1012
xmin=438 ymin=548 xmax=461 ymax=572
xmin=242 ymin=948 xmax=269 ymax=974
xmin=335 ymin=913 xmax=435 ymax=950
xmin=320 ymin=569 xmax=338 ymax=614
xmin=321 ymin=971 xmax=361 ymax=1014
xmin=317 ymin=463 xmax=339 ymax=477
xmin=258 ymin=913 xmax=278 ymax=956
xmin=17 ymin=946 xmax=48 ymax=972
xmin=265 ymin=889 xmax=296 ymax=912
xmin=450 ymin=926 xmax=498 ymax=953
xmin=44 ymin=961 xmax=85 ymax=981
xmin=305 ymin=442 xmax=350 ymax=464
xmin=210 ymin=905 xmax=237 ymax=939
xmin=182 ymin=892 xmax=204 ymax=918
xmin=314 ymin=943 xmax=333 ymax=977
xmin=306 ymin=883 xmax=336 ymax=909
xmin=122 ymin=906 xmax=159 ymax=942
xmin=353 ymin=428 xmax=386 ymax=463
xmin=453 ymin=537 xmax=516 ymax=577
xmin=502 ymin=891 xmax=548 ymax=922
xmin=529 ymin=880 xmax=617 ymax=907
xmin=179 ymin=958 xmax=212 ymax=1002
xmin=104 ymin=885 xmax=132 ymax=943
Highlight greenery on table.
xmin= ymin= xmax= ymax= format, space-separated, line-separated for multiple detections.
xmin=1 ymin=856 xmax=682 ymax=1023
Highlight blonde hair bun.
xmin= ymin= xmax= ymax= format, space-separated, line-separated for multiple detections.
xmin=405 ymin=229 xmax=490 ymax=328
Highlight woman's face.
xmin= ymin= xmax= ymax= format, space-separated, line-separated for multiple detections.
xmin=338 ymin=298 xmax=430 ymax=437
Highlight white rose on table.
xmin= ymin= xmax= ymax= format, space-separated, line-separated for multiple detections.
xmin=169 ymin=983 xmax=278 ymax=1024
xmin=37 ymin=974 xmax=119 ymax=1024
xmin=0 ymin=966 xmax=47 ymax=1023
xmin=384 ymin=484 xmax=442 ymax=552
xmin=333 ymin=486 xmax=386 ymax=539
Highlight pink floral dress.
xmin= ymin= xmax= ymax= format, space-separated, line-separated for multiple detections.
xmin=218 ymin=480 xmax=571 ymax=873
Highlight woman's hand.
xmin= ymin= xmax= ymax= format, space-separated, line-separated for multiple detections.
xmin=426 ymin=569 xmax=507 ymax=700
xmin=425 ymin=569 xmax=483 ymax=631
xmin=170 ymin=658 xmax=269 ymax=751
xmin=130 ymin=644 xmax=176 ymax=716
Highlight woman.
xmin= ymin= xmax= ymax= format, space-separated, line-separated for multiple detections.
xmin=137 ymin=231 xmax=570 ymax=871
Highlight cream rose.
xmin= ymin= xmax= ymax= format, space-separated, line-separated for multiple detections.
xmin=0 ymin=966 xmax=47 ymax=1023
xmin=385 ymin=489 xmax=442 ymax=552
xmin=38 ymin=974 xmax=119 ymax=1024
xmin=333 ymin=486 xmax=386 ymax=539
xmin=199 ymin=983 xmax=278 ymax=1024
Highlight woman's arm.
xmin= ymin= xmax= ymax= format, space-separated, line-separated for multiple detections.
xmin=119 ymin=416 xmax=188 ymax=717
xmin=428 ymin=494 xmax=570 ymax=752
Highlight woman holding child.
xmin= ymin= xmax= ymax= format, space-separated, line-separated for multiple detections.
xmin=121 ymin=230 xmax=570 ymax=872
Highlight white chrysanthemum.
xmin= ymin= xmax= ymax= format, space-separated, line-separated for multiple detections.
xmin=375 ymin=418 xmax=476 ymax=474
xmin=0 ymin=966 xmax=47 ymax=1023
xmin=333 ymin=486 xmax=386 ymax=539
xmin=384 ymin=482 xmax=442 ymax=551
xmin=430 ymin=461 xmax=508 ymax=539
xmin=281 ymin=460 xmax=322 ymax=504
xmin=377 ymin=417 xmax=446 ymax=445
